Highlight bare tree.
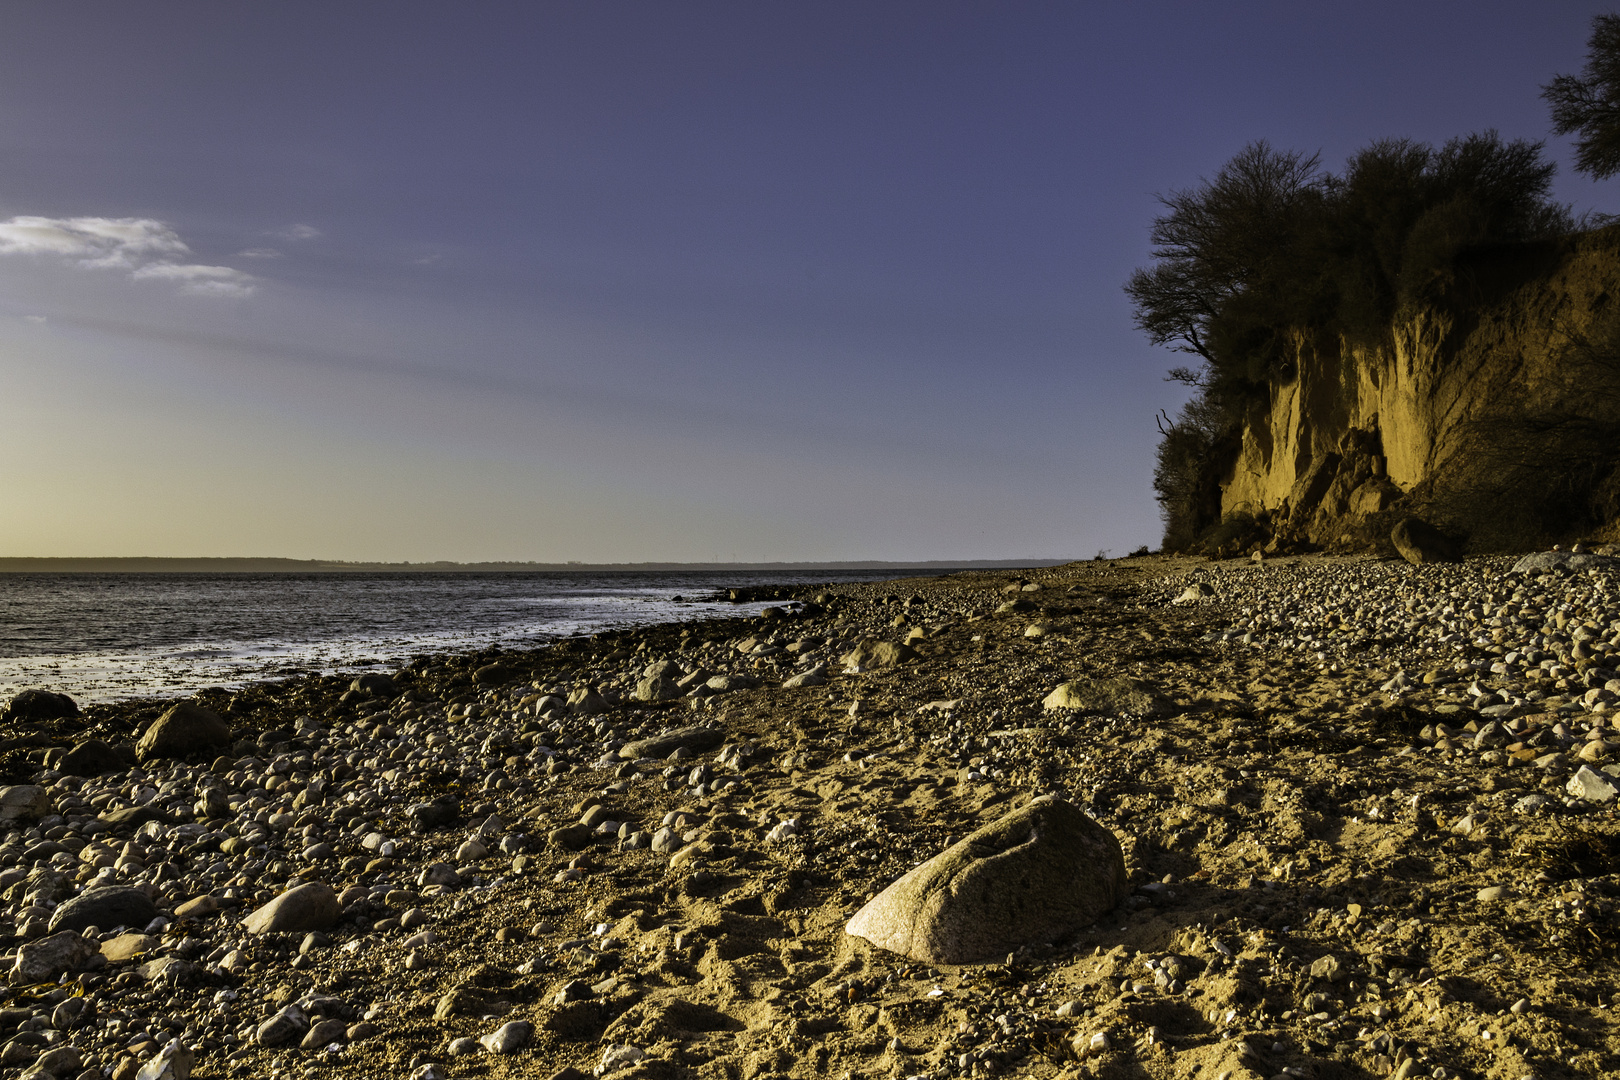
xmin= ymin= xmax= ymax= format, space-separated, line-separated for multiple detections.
xmin=1544 ymin=14 xmax=1620 ymax=180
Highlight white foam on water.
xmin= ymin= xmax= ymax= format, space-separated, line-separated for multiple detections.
xmin=0 ymin=570 xmax=902 ymax=703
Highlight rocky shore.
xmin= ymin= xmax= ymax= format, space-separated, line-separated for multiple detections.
xmin=0 ymin=553 xmax=1617 ymax=1080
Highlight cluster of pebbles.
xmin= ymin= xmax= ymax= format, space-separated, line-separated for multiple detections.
xmin=0 ymin=554 xmax=1615 ymax=1080
xmin=1164 ymin=550 xmax=1620 ymax=807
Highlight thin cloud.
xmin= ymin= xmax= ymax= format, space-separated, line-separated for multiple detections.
xmin=237 ymin=247 xmax=283 ymax=259
xmin=279 ymin=224 xmax=321 ymax=241
xmin=21 ymin=315 xmax=47 ymax=323
xmin=0 ymin=214 xmax=257 ymax=297
xmin=0 ymin=216 xmax=187 ymax=267
xmin=130 ymin=262 xmax=257 ymax=298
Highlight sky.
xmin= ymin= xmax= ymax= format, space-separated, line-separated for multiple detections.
xmin=2 ymin=2 xmax=1617 ymax=563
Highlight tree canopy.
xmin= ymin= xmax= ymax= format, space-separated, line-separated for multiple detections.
xmin=1544 ymin=14 xmax=1620 ymax=180
xmin=1126 ymin=131 xmax=1567 ymax=396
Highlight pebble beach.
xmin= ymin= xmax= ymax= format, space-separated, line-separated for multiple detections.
xmin=0 ymin=553 xmax=1618 ymax=1080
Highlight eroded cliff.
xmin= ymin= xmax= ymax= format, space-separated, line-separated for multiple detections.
xmin=1216 ymin=228 xmax=1620 ymax=554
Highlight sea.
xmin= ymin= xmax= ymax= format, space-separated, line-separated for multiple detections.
xmin=0 ymin=569 xmax=944 ymax=705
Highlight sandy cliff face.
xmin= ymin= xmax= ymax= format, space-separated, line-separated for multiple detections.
xmin=1218 ymin=230 xmax=1620 ymax=551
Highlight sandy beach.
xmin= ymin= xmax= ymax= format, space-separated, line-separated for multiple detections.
xmin=0 ymin=553 xmax=1617 ymax=1080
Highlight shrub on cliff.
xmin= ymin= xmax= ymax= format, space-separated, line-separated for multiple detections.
xmin=1151 ymin=393 xmax=1234 ymax=552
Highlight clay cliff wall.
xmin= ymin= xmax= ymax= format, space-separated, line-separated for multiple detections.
xmin=1217 ymin=228 xmax=1620 ymax=553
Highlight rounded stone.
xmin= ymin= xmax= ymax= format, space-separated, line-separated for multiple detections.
xmin=135 ymin=702 xmax=231 ymax=763
xmin=242 ymin=882 xmax=341 ymax=935
xmin=50 ymin=886 xmax=157 ymax=935
xmin=3 ymin=690 xmax=78 ymax=722
xmin=0 ymin=786 xmax=52 ymax=827
xmin=480 ymin=1020 xmax=531 ymax=1054
xmin=59 ymin=740 xmax=127 ymax=777
xmin=845 ymin=796 xmax=1127 ymax=964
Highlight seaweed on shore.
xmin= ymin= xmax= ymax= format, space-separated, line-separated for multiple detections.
xmin=1531 ymin=827 xmax=1620 ymax=882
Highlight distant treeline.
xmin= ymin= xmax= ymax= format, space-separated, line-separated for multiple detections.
xmin=0 ymin=557 xmax=1073 ymax=574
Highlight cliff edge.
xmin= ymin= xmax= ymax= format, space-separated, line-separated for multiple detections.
xmin=1212 ymin=227 xmax=1620 ymax=556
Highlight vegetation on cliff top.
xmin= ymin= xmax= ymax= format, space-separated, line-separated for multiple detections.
xmin=1137 ymin=13 xmax=1620 ymax=554
xmin=1132 ymin=132 xmax=1575 ymax=551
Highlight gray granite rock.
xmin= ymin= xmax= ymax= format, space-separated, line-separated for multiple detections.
xmin=49 ymin=886 xmax=156 ymax=934
xmin=617 ymin=726 xmax=724 ymax=760
xmin=255 ymin=1005 xmax=309 ymax=1047
xmin=781 ymin=665 xmax=828 ymax=689
xmin=11 ymin=931 xmax=96 ymax=984
xmin=1567 ymin=765 xmax=1618 ymax=803
xmin=135 ymin=701 xmax=231 ymax=763
xmin=1512 ymin=551 xmax=1618 ymax=574
xmin=242 ymin=882 xmax=340 ymax=934
xmin=0 ymin=786 xmax=50 ymax=827
xmin=846 ymin=796 xmax=1126 ymax=964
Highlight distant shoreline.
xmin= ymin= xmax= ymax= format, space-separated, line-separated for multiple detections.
xmin=0 ymin=556 xmax=1074 ymax=574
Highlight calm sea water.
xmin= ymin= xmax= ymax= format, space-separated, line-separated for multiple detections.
xmin=0 ymin=570 xmax=934 ymax=704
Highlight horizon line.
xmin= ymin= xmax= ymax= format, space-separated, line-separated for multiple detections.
xmin=0 ymin=555 xmax=1081 ymax=574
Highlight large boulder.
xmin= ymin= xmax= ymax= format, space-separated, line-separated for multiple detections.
xmin=1512 ymin=551 xmax=1619 ymax=574
xmin=642 ymin=659 xmax=682 ymax=681
xmin=631 ymin=676 xmax=682 ymax=703
xmin=49 ymin=885 xmax=157 ymax=934
xmin=1349 ymin=477 xmax=1401 ymax=516
xmin=781 ymin=665 xmax=828 ymax=689
xmin=10 ymin=931 xmax=96 ymax=984
xmin=256 ymin=1005 xmax=310 ymax=1048
xmin=1042 ymin=676 xmax=1171 ymax=717
xmin=1288 ymin=452 xmax=1342 ymax=516
xmin=566 ymin=686 xmax=610 ymax=717
xmin=840 ymin=640 xmax=918 ymax=670
xmin=242 ymin=882 xmax=340 ymax=934
xmin=135 ymin=702 xmax=231 ymax=763
xmin=1391 ymin=517 xmax=1460 ymax=565
xmin=846 ymin=797 xmax=1126 ymax=964
xmin=473 ymin=664 xmax=512 ymax=686
xmin=0 ymin=786 xmax=51 ymax=827
xmin=3 ymin=690 xmax=78 ymax=723
xmin=618 ymin=726 xmax=724 ymax=760
xmin=349 ymin=672 xmax=398 ymax=696
xmin=1567 ymin=765 xmax=1618 ymax=803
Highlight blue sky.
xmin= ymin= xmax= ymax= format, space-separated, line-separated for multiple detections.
xmin=2 ymin=2 xmax=1615 ymax=562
